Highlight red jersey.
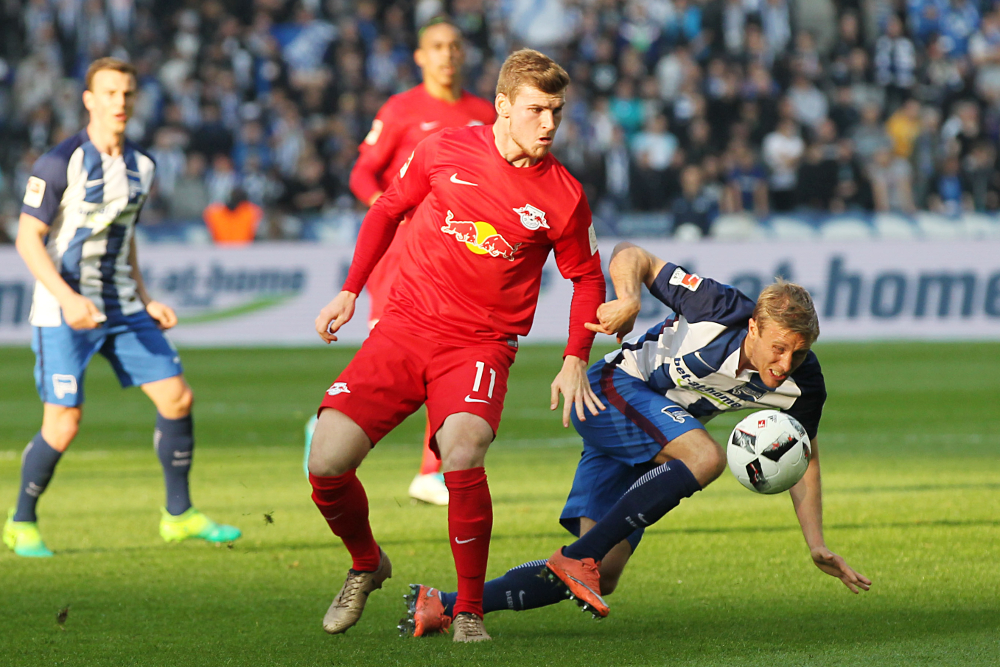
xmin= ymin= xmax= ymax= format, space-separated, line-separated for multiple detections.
xmin=343 ymin=125 xmax=606 ymax=361
xmin=349 ymin=85 xmax=496 ymax=204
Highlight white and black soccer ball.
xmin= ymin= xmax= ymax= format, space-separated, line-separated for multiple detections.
xmin=727 ymin=410 xmax=811 ymax=494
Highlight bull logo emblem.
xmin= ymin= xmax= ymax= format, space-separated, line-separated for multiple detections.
xmin=513 ymin=204 xmax=549 ymax=231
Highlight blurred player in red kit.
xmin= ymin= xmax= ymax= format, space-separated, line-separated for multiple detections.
xmin=309 ymin=49 xmax=606 ymax=642
xmin=349 ymin=17 xmax=495 ymax=507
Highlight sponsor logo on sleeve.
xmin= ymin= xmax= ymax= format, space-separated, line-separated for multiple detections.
xmin=669 ymin=268 xmax=703 ymax=291
xmin=364 ymin=119 xmax=383 ymax=146
xmin=24 ymin=177 xmax=46 ymax=208
xmin=588 ymin=224 xmax=598 ymax=255
xmin=326 ymin=382 xmax=350 ymax=396
xmin=419 ymin=120 xmax=440 ymax=131
xmin=52 ymin=374 xmax=78 ymax=399
xmin=399 ymin=151 xmax=414 ymax=178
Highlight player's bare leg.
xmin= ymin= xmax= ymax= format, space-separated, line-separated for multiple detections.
xmin=308 ymin=408 xmax=390 ymax=634
xmin=435 ymin=412 xmax=495 ymax=642
xmin=409 ymin=419 xmax=449 ymax=505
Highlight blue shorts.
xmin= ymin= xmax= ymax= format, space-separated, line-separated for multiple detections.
xmin=32 ymin=311 xmax=183 ymax=407
xmin=559 ymin=363 xmax=705 ymax=551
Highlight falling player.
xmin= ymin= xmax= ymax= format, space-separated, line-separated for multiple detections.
xmin=401 ymin=242 xmax=870 ymax=634
xmin=348 ymin=16 xmax=495 ymax=506
xmin=4 ymin=58 xmax=240 ymax=558
xmin=308 ymin=49 xmax=606 ymax=642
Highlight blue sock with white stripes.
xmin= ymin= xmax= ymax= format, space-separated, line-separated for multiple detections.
xmin=440 ymin=559 xmax=568 ymax=616
xmin=13 ymin=432 xmax=63 ymax=522
xmin=563 ymin=460 xmax=701 ymax=562
xmin=155 ymin=414 xmax=194 ymax=516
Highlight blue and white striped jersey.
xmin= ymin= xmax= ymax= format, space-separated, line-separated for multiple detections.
xmin=607 ymin=263 xmax=826 ymax=438
xmin=21 ymin=129 xmax=156 ymax=327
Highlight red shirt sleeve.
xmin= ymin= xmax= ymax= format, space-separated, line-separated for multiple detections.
xmin=342 ymin=136 xmax=436 ymax=294
xmin=349 ymin=101 xmax=404 ymax=205
xmin=551 ymin=195 xmax=605 ymax=361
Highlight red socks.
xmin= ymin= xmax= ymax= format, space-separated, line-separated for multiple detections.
xmin=419 ymin=420 xmax=441 ymax=475
xmin=309 ymin=470 xmax=381 ymax=571
xmin=444 ymin=467 xmax=493 ymax=617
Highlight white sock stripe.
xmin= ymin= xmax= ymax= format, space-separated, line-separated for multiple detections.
xmin=512 ymin=559 xmax=548 ymax=572
xmin=627 ymin=462 xmax=672 ymax=493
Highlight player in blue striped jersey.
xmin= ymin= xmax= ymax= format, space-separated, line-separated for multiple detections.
xmin=402 ymin=242 xmax=869 ymax=634
xmin=3 ymin=58 xmax=240 ymax=558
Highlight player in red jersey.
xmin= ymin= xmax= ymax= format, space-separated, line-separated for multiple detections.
xmin=308 ymin=49 xmax=607 ymax=642
xmin=348 ymin=17 xmax=495 ymax=507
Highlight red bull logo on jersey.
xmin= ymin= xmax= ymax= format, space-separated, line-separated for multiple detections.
xmin=513 ymin=204 xmax=549 ymax=231
xmin=441 ymin=210 xmax=522 ymax=261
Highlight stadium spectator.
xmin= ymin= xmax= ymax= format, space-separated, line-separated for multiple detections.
xmin=762 ymin=118 xmax=803 ymax=212
xmin=203 ymin=189 xmax=262 ymax=245
xmin=671 ymin=164 xmax=717 ymax=236
xmin=5 ymin=0 xmax=1000 ymax=238
xmin=170 ymin=153 xmax=211 ymax=222
xmin=724 ymin=143 xmax=769 ymax=217
xmin=868 ymin=146 xmax=917 ymax=214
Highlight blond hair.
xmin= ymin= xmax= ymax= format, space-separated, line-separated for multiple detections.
xmin=753 ymin=279 xmax=820 ymax=345
xmin=85 ymin=57 xmax=137 ymax=91
xmin=496 ymin=49 xmax=569 ymax=102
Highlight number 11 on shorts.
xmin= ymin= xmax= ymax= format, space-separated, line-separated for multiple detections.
xmin=472 ymin=361 xmax=496 ymax=399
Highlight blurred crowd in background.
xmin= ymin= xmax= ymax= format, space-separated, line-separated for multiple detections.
xmin=3 ymin=0 xmax=1000 ymax=242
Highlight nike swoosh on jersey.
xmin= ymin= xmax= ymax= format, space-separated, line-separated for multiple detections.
xmin=464 ymin=395 xmax=490 ymax=404
xmin=420 ymin=121 xmax=440 ymax=131
xmin=455 ymin=537 xmax=477 ymax=544
xmin=450 ymin=173 xmax=479 ymax=186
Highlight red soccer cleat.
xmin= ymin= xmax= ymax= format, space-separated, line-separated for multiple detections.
xmin=398 ymin=584 xmax=452 ymax=637
xmin=545 ymin=547 xmax=610 ymax=618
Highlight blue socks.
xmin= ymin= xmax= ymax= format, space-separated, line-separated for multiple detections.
xmin=563 ymin=460 xmax=701 ymax=562
xmin=13 ymin=432 xmax=63 ymax=522
xmin=440 ymin=559 xmax=569 ymax=616
xmin=155 ymin=413 xmax=194 ymax=516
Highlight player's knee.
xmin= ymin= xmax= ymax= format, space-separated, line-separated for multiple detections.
xmin=439 ymin=440 xmax=488 ymax=472
xmin=172 ymin=386 xmax=194 ymax=416
xmin=43 ymin=411 xmax=81 ymax=451
xmin=308 ymin=411 xmax=369 ymax=477
xmin=672 ymin=431 xmax=726 ymax=486
xmin=153 ymin=383 xmax=194 ymax=419
xmin=701 ymin=442 xmax=727 ymax=483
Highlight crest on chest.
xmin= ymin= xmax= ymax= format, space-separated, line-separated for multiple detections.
xmin=512 ymin=204 xmax=549 ymax=231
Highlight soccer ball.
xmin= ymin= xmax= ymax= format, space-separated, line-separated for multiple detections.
xmin=727 ymin=410 xmax=811 ymax=494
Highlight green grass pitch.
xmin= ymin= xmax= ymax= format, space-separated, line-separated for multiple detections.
xmin=0 ymin=342 xmax=997 ymax=666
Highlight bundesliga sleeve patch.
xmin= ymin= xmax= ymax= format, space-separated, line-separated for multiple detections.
xmin=588 ymin=224 xmax=598 ymax=255
xmin=364 ymin=119 xmax=383 ymax=146
xmin=669 ymin=267 xmax=703 ymax=291
xmin=24 ymin=176 xmax=46 ymax=208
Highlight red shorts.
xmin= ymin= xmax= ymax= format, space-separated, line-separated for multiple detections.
xmin=320 ymin=320 xmax=518 ymax=448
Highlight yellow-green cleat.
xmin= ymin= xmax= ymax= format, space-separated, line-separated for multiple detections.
xmin=3 ymin=509 xmax=54 ymax=558
xmin=159 ymin=508 xmax=241 ymax=544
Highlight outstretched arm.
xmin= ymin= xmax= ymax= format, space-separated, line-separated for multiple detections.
xmin=585 ymin=241 xmax=667 ymax=343
xmin=789 ymin=437 xmax=872 ymax=594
